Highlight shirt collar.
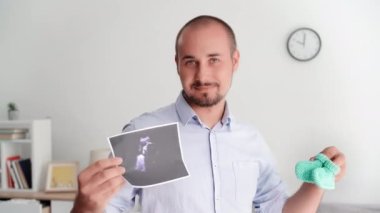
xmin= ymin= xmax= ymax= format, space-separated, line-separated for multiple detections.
xmin=221 ymin=103 xmax=232 ymax=126
xmin=175 ymin=91 xmax=233 ymax=128
xmin=175 ymin=92 xmax=197 ymax=125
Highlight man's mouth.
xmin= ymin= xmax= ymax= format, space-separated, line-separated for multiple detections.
xmin=192 ymin=82 xmax=218 ymax=90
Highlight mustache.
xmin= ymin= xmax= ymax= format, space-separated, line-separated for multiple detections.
xmin=192 ymin=81 xmax=219 ymax=88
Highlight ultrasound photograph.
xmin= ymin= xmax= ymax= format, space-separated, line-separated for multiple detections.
xmin=108 ymin=123 xmax=189 ymax=188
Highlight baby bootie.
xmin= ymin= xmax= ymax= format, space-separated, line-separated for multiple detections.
xmin=295 ymin=160 xmax=323 ymax=183
xmin=295 ymin=153 xmax=340 ymax=190
xmin=312 ymin=167 xmax=336 ymax=190
xmin=312 ymin=154 xmax=340 ymax=189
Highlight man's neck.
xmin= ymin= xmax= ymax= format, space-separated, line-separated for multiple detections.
xmin=190 ymin=100 xmax=226 ymax=129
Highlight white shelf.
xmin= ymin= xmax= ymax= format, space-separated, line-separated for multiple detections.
xmin=0 ymin=139 xmax=32 ymax=144
xmin=0 ymin=119 xmax=51 ymax=192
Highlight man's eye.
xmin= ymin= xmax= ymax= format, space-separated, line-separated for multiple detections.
xmin=185 ymin=60 xmax=196 ymax=66
xmin=210 ymin=58 xmax=220 ymax=64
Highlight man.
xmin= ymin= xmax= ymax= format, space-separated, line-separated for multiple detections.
xmin=71 ymin=15 xmax=346 ymax=213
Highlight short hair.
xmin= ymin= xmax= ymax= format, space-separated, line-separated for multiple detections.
xmin=175 ymin=15 xmax=237 ymax=55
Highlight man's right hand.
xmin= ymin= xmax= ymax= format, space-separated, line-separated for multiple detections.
xmin=71 ymin=157 xmax=126 ymax=213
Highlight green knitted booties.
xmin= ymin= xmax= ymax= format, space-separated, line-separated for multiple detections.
xmin=295 ymin=159 xmax=323 ymax=183
xmin=295 ymin=153 xmax=340 ymax=190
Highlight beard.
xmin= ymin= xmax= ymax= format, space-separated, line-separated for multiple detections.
xmin=182 ymin=82 xmax=224 ymax=107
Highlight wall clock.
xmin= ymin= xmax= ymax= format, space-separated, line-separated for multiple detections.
xmin=287 ymin=27 xmax=321 ymax=61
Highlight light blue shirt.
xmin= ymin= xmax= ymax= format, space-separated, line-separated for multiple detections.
xmin=106 ymin=93 xmax=288 ymax=213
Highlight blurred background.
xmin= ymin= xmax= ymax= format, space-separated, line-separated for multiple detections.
xmin=1 ymin=0 xmax=379 ymax=205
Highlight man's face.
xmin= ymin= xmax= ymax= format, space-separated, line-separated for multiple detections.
xmin=175 ymin=23 xmax=239 ymax=107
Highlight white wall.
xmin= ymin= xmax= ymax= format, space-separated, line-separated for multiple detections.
xmin=1 ymin=0 xmax=379 ymax=205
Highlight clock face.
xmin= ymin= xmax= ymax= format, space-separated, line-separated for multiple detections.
xmin=287 ymin=28 xmax=321 ymax=61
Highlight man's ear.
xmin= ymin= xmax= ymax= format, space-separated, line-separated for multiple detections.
xmin=175 ymin=54 xmax=180 ymax=74
xmin=232 ymin=49 xmax=240 ymax=73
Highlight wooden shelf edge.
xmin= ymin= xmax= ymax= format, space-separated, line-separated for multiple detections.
xmin=0 ymin=191 xmax=77 ymax=201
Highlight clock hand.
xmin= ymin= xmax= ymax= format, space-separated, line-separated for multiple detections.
xmin=295 ymin=33 xmax=306 ymax=47
xmin=302 ymin=33 xmax=306 ymax=47
xmin=296 ymin=39 xmax=304 ymax=46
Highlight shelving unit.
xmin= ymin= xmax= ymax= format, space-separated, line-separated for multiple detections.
xmin=0 ymin=119 xmax=51 ymax=192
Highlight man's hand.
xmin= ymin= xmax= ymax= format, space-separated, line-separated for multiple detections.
xmin=319 ymin=146 xmax=346 ymax=182
xmin=283 ymin=146 xmax=346 ymax=213
xmin=71 ymin=157 xmax=126 ymax=213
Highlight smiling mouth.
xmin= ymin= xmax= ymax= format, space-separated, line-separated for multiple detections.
xmin=192 ymin=82 xmax=218 ymax=90
xmin=194 ymin=85 xmax=215 ymax=90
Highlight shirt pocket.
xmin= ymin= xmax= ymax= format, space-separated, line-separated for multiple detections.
xmin=233 ymin=161 xmax=259 ymax=205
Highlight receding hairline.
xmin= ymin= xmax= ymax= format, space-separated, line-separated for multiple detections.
xmin=175 ymin=15 xmax=237 ymax=55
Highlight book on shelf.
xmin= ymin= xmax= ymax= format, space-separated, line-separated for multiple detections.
xmin=5 ymin=155 xmax=32 ymax=189
xmin=14 ymin=160 xmax=30 ymax=189
xmin=18 ymin=158 xmax=32 ymax=189
xmin=10 ymin=160 xmax=23 ymax=189
xmin=12 ymin=160 xmax=29 ymax=189
xmin=6 ymin=155 xmax=21 ymax=188
xmin=0 ymin=128 xmax=28 ymax=140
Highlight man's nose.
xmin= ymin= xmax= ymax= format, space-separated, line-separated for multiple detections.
xmin=195 ymin=62 xmax=210 ymax=81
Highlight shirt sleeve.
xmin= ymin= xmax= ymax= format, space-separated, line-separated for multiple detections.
xmin=105 ymin=121 xmax=141 ymax=213
xmin=253 ymin=132 xmax=289 ymax=212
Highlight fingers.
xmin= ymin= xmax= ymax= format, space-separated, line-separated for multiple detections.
xmin=73 ymin=158 xmax=127 ymax=212
xmin=79 ymin=175 xmax=126 ymax=208
xmin=320 ymin=146 xmax=345 ymax=166
xmin=98 ymin=175 xmax=127 ymax=199
xmin=78 ymin=157 xmax=126 ymax=191
xmin=331 ymin=152 xmax=346 ymax=181
xmin=85 ymin=166 xmax=126 ymax=189
xmin=331 ymin=152 xmax=345 ymax=166
xmin=320 ymin=146 xmax=339 ymax=159
xmin=80 ymin=157 xmax=123 ymax=182
xmin=319 ymin=146 xmax=346 ymax=181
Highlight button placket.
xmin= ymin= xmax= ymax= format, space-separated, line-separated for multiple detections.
xmin=209 ymin=130 xmax=221 ymax=212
